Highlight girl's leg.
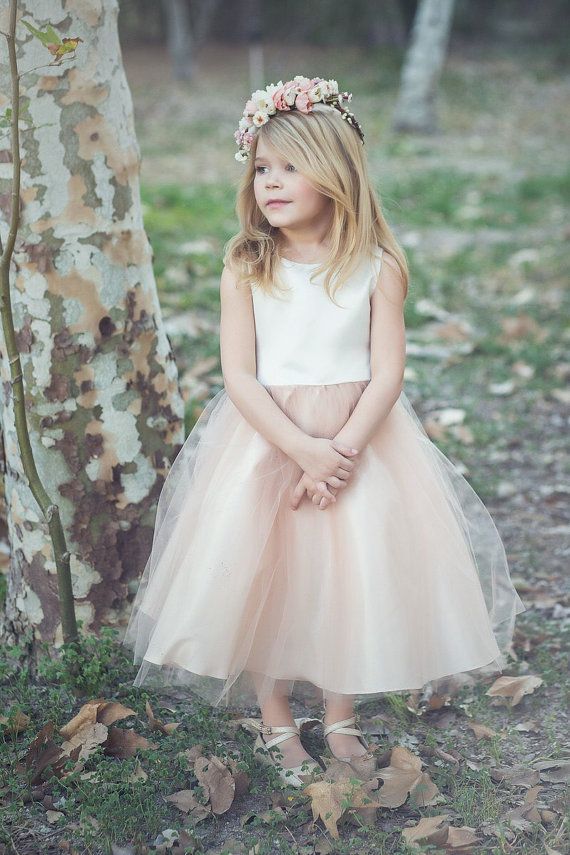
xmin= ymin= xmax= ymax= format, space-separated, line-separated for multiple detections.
xmin=323 ymin=690 xmax=369 ymax=757
xmin=251 ymin=673 xmax=315 ymax=768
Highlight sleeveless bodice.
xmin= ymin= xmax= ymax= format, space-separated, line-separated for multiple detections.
xmin=251 ymin=247 xmax=384 ymax=385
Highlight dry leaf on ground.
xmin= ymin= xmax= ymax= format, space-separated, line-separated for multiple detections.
xmin=485 ymin=674 xmax=543 ymax=706
xmin=401 ymin=813 xmax=481 ymax=851
xmin=145 ymin=699 xmax=181 ymax=734
xmin=303 ymin=776 xmax=382 ymax=839
xmin=374 ymin=745 xmax=445 ymax=808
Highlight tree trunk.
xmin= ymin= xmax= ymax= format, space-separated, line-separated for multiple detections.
xmin=164 ymin=0 xmax=193 ymax=81
xmin=244 ymin=0 xmax=264 ymax=93
xmin=367 ymin=0 xmax=407 ymax=48
xmin=0 ymin=0 xmax=185 ymax=650
xmin=392 ymin=0 xmax=456 ymax=134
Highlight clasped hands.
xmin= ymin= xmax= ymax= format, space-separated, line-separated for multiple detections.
xmin=289 ymin=436 xmax=360 ymax=511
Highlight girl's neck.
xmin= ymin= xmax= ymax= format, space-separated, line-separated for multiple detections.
xmin=278 ymin=239 xmax=332 ymax=265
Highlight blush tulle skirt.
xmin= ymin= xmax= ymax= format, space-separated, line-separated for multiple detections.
xmin=121 ymin=380 xmax=526 ymax=710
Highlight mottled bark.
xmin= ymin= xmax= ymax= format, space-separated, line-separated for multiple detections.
xmin=0 ymin=0 xmax=184 ymax=648
xmin=392 ymin=0 xmax=456 ymax=133
xmin=1 ymin=1 xmax=79 ymax=646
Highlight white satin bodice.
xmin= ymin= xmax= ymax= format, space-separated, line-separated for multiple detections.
xmin=251 ymin=247 xmax=384 ymax=385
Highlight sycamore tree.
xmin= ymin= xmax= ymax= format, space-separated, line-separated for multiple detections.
xmin=0 ymin=0 xmax=184 ymax=659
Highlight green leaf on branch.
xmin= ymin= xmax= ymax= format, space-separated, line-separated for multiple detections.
xmin=21 ymin=19 xmax=82 ymax=64
xmin=21 ymin=20 xmax=61 ymax=47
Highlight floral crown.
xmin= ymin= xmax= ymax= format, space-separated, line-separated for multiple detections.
xmin=234 ymin=75 xmax=365 ymax=162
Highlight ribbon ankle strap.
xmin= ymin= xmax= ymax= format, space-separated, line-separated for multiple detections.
xmin=259 ymin=721 xmax=299 ymax=735
xmin=323 ymin=715 xmax=356 ymax=734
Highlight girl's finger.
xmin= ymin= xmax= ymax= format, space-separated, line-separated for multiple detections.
xmin=290 ymin=474 xmax=308 ymax=510
xmin=316 ymin=480 xmax=336 ymax=500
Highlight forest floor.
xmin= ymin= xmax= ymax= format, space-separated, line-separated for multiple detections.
xmin=1 ymin=39 xmax=569 ymax=855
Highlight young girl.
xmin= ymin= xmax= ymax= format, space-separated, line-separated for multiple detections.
xmin=122 ymin=75 xmax=526 ymax=787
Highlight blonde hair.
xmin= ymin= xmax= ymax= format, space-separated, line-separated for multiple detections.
xmin=223 ymin=102 xmax=409 ymax=303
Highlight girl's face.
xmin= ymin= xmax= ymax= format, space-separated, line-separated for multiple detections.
xmin=253 ymin=136 xmax=331 ymax=231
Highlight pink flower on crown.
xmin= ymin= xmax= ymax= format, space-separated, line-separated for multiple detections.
xmin=272 ymin=85 xmax=291 ymax=111
xmin=295 ymin=91 xmax=312 ymax=113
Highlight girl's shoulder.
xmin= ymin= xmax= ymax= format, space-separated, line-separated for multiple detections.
xmin=379 ymin=248 xmax=400 ymax=272
xmin=371 ymin=248 xmax=407 ymax=303
xmin=370 ymin=245 xmax=400 ymax=279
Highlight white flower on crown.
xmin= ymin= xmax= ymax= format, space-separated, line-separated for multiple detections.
xmin=328 ymin=79 xmax=339 ymax=95
xmin=250 ymin=92 xmax=276 ymax=115
xmin=293 ymin=75 xmax=312 ymax=86
xmin=238 ymin=116 xmax=250 ymax=131
xmin=284 ymin=88 xmax=297 ymax=106
xmin=265 ymin=81 xmax=284 ymax=97
xmin=252 ymin=110 xmax=270 ymax=127
xmin=308 ymin=83 xmax=324 ymax=102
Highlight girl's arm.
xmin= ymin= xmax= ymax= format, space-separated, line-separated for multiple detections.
xmin=332 ymin=252 xmax=407 ymax=451
xmin=219 ymin=263 xmax=313 ymax=461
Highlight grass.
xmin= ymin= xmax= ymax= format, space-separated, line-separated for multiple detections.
xmin=3 ymin=621 xmax=568 ymax=853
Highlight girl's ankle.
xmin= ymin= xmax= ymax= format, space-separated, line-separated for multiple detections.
xmin=323 ymin=711 xmax=354 ymax=723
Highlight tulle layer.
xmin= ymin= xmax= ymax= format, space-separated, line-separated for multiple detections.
xmin=121 ymin=380 xmax=526 ymax=711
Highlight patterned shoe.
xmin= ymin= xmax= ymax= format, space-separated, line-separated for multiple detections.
xmin=242 ymin=716 xmax=323 ymax=788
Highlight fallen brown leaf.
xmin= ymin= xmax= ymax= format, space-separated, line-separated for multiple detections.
xmin=225 ymin=755 xmax=251 ymax=797
xmin=500 ymin=783 xmax=544 ymax=830
xmin=532 ymin=760 xmax=570 ymax=784
xmin=402 ymin=813 xmax=481 ymax=850
xmin=45 ymin=809 xmax=65 ymax=824
xmin=20 ymin=721 xmax=82 ymax=786
xmin=104 ymin=726 xmax=159 ymax=759
xmin=60 ymin=720 xmax=108 ymax=762
xmin=467 ymin=721 xmax=498 ymax=740
xmin=513 ymin=719 xmax=540 ymax=733
xmin=145 ymin=699 xmax=180 ymax=735
xmin=127 ymin=760 xmax=148 ymax=784
xmin=194 ymin=754 xmax=236 ymax=815
xmin=401 ymin=813 xmax=450 ymax=848
xmin=95 ymin=700 xmax=137 ymax=727
xmin=485 ymin=674 xmax=543 ymax=706
xmin=303 ymin=776 xmax=382 ymax=839
xmin=0 ymin=709 xmax=30 ymax=734
xmin=163 ymin=788 xmax=212 ymax=823
xmin=445 ymin=824 xmax=481 ymax=850
xmin=490 ymin=764 xmax=541 ymax=787
xmin=375 ymin=745 xmax=445 ymax=808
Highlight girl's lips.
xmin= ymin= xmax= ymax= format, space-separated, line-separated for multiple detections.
xmin=266 ymin=200 xmax=291 ymax=207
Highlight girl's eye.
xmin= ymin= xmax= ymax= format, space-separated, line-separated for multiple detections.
xmin=255 ymin=164 xmax=296 ymax=174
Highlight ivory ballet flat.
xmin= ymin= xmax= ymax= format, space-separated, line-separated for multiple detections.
xmin=242 ymin=716 xmax=323 ymax=788
xmin=321 ymin=712 xmax=377 ymax=771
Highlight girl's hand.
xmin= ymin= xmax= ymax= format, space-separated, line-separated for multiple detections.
xmin=292 ymin=437 xmax=359 ymax=490
xmin=290 ymin=472 xmax=339 ymax=511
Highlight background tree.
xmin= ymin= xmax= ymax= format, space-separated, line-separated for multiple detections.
xmin=0 ymin=0 xmax=184 ymax=654
xmin=163 ymin=0 xmax=223 ymax=82
xmin=392 ymin=0 xmax=456 ymax=133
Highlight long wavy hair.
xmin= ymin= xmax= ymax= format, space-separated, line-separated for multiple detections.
xmin=223 ymin=101 xmax=409 ymax=303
